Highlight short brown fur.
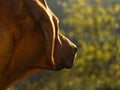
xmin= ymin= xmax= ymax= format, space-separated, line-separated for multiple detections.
xmin=0 ymin=0 xmax=77 ymax=89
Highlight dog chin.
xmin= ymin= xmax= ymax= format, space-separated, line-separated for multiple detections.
xmin=55 ymin=61 xmax=73 ymax=71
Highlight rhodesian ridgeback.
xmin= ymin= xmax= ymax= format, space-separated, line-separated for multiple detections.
xmin=0 ymin=0 xmax=77 ymax=89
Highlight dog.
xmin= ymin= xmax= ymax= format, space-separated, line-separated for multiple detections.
xmin=0 ymin=0 xmax=77 ymax=89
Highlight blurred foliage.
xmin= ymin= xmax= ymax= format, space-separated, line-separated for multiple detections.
xmin=14 ymin=0 xmax=120 ymax=90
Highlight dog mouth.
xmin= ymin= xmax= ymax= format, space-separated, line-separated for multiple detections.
xmin=55 ymin=57 xmax=75 ymax=71
xmin=55 ymin=62 xmax=66 ymax=71
xmin=55 ymin=47 xmax=77 ymax=71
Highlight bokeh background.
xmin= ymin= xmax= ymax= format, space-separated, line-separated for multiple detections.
xmin=13 ymin=0 xmax=120 ymax=90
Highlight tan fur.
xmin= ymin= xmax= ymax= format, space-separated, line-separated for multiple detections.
xmin=0 ymin=0 xmax=77 ymax=89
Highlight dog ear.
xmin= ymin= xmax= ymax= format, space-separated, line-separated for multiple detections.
xmin=39 ymin=0 xmax=47 ymax=7
xmin=24 ymin=0 xmax=56 ymax=67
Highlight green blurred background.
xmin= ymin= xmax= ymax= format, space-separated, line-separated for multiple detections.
xmin=14 ymin=0 xmax=120 ymax=90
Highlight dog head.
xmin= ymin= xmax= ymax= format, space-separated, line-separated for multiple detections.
xmin=0 ymin=0 xmax=77 ymax=89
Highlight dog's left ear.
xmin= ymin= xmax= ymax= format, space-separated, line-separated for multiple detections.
xmin=24 ymin=0 xmax=56 ymax=67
